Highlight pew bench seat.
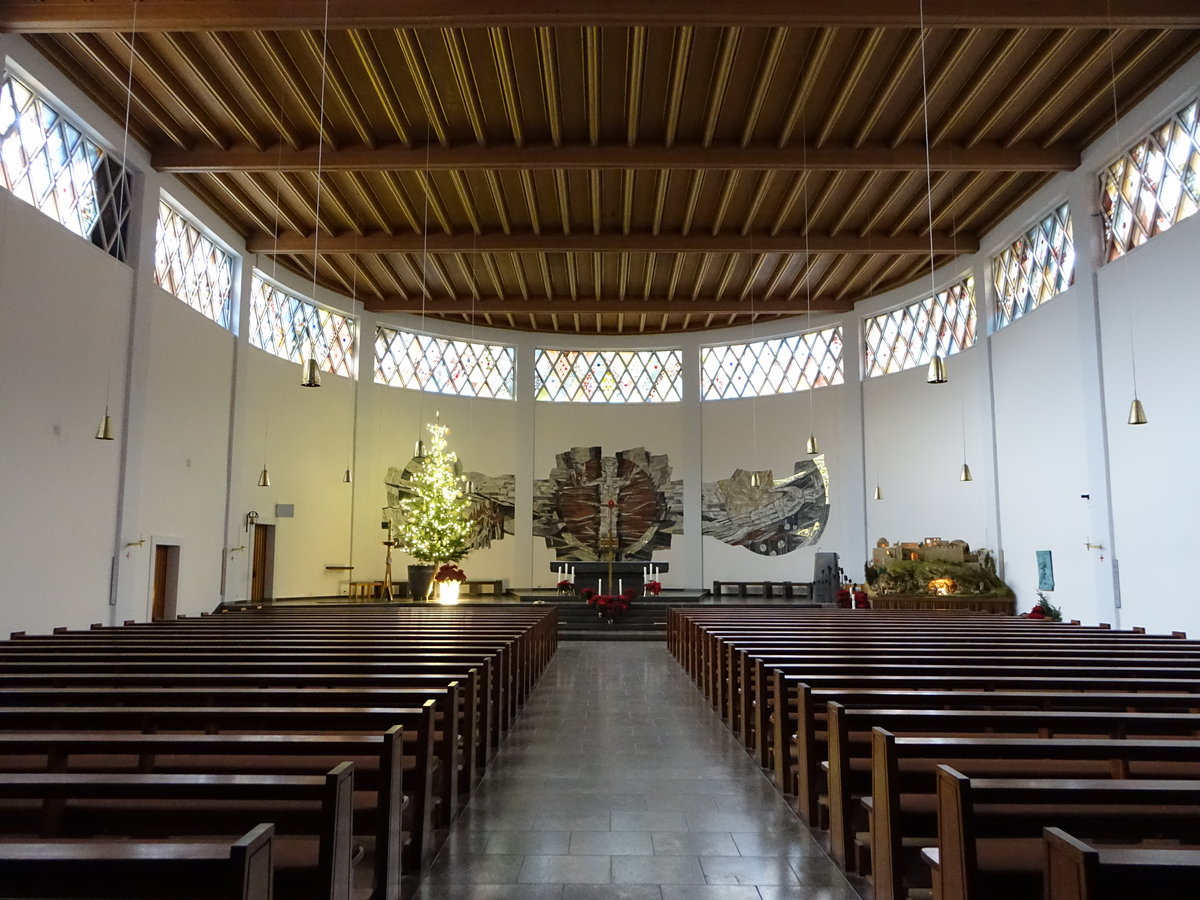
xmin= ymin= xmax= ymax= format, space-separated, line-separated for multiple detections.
xmin=0 ymin=766 xmax=355 ymax=900
xmin=0 ymin=823 xmax=274 ymax=899
xmin=1044 ymin=827 xmax=1200 ymax=900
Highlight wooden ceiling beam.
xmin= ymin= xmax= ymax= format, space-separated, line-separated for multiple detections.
xmin=363 ymin=295 xmax=856 ymax=315
xmin=247 ymin=230 xmax=973 ymax=254
xmin=154 ymin=140 xmax=1079 ymax=173
xmin=8 ymin=1 xmax=1200 ymax=32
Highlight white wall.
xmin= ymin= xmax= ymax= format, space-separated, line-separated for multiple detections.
xmin=990 ymin=287 xmax=1093 ymax=622
xmin=1098 ymin=214 xmax=1200 ymax=635
xmin=862 ymin=322 xmax=992 ymax=561
xmin=3 ymin=36 xmax=1200 ymax=636
xmin=0 ymin=188 xmax=132 ymax=636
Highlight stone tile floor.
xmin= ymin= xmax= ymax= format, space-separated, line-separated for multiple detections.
xmin=410 ymin=642 xmax=859 ymax=900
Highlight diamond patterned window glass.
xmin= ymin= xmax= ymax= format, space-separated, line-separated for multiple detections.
xmin=375 ymin=325 xmax=514 ymax=399
xmin=533 ymin=349 xmax=683 ymax=403
xmin=864 ymin=277 xmax=977 ymax=378
xmin=0 ymin=71 xmax=131 ymax=261
xmin=154 ymin=201 xmax=235 ymax=329
xmin=250 ymin=273 xmax=355 ymax=377
xmin=1101 ymin=98 xmax=1200 ymax=261
xmin=992 ymin=203 xmax=1075 ymax=330
xmin=700 ymin=327 xmax=844 ymax=401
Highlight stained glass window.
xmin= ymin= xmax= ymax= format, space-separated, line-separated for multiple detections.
xmin=534 ymin=349 xmax=683 ymax=403
xmin=0 ymin=71 xmax=131 ymax=260
xmin=863 ymin=278 xmax=976 ymax=378
xmin=154 ymin=201 xmax=235 ymax=329
xmin=992 ymin=203 xmax=1075 ymax=329
xmin=375 ymin=326 xmax=515 ymax=399
xmin=1101 ymin=97 xmax=1200 ymax=261
xmin=250 ymin=274 xmax=355 ymax=377
xmin=700 ymin=327 xmax=844 ymax=400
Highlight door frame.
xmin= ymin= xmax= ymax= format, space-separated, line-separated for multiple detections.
xmin=147 ymin=535 xmax=182 ymax=621
xmin=250 ymin=523 xmax=275 ymax=605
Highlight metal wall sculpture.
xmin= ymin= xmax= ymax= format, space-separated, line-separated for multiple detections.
xmin=384 ymin=463 xmax=515 ymax=552
xmin=701 ymin=458 xmax=829 ymax=555
xmin=533 ymin=446 xmax=683 ymax=561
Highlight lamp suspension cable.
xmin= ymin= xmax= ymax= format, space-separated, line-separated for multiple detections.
xmin=959 ymin=389 xmax=973 ymax=482
xmin=918 ymin=0 xmax=947 ymax=386
xmin=414 ymin=126 xmax=432 ymax=459
xmin=1103 ymin=2 xmax=1147 ymax=425
xmin=344 ymin=241 xmax=359 ymax=485
xmin=802 ymin=111 xmax=819 ymax=457
xmin=749 ymin=232 xmax=761 ymax=489
xmin=97 ymin=0 xmax=139 ymax=441
xmin=259 ymin=407 xmax=271 ymax=487
xmin=301 ymin=0 xmax=332 ymax=388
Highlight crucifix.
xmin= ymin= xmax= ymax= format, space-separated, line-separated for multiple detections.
xmin=381 ymin=538 xmax=397 ymax=602
xmin=598 ymin=497 xmax=621 ymax=594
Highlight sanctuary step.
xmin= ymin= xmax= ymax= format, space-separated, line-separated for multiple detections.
xmin=514 ymin=592 xmax=826 ymax=640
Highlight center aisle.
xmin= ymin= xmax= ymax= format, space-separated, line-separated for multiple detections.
xmin=414 ymin=642 xmax=858 ymax=900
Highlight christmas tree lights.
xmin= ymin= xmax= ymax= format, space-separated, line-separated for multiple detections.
xmin=395 ymin=421 xmax=472 ymax=567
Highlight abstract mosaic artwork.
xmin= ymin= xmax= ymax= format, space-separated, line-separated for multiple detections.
xmin=701 ymin=458 xmax=830 ymax=555
xmin=384 ymin=463 xmax=515 ymax=552
xmin=533 ymin=446 xmax=684 ymax=561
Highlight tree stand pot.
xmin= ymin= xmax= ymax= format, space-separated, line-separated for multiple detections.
xmin=407 ymin=565 xmax=436 ymax=602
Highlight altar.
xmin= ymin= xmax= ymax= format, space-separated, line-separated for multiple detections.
xmin=553 ymin=562 xmax=668 ymax=596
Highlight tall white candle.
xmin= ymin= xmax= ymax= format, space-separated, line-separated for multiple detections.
xmin=599 ymin=578 xmax=604 ymax=595
xmin=618 ymin=579 xmax=623 ymax=595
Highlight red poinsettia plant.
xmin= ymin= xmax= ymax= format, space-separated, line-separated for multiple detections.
xmin=595 ymin=591 xmax=637 ymax=621
xmin=435 ymin=563 xmax=466 ymax=583
xmin=643 ymin=580 xmax=662 ymax=596
xmin=556 ymin=579 xmax=574 ymax=590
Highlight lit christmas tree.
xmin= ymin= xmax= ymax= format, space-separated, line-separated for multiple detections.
xmin=395 ymin=421 xmax=472 ymax=573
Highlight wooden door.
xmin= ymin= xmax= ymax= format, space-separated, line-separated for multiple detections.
xmin=152 ymin=545 xmax=170 ymax=620
xmin=251 ymin=524 xmax=274 ymax=604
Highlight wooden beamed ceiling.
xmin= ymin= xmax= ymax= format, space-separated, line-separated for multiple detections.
xmin=9 ymin=2 xmax=1200 ymax=334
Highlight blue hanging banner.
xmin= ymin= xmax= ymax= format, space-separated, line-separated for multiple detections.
xmin=1036 ymin=550 xmax=1055 ymax=591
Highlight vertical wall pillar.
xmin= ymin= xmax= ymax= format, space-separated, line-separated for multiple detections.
xmin=1068 ymin=170 xmax=1122 ymax=626
xmin=219 ymin=253 xmax=256 ymax=605
xmin=513 ymin=344 xmax=536 ymax=589
xmin=109 ymin=168 xmax=160 ymax=625
xmin=679 ymin=342 xmax=704 ymax=589
xmin=974 ymin=256 xmax=1005 ymax=573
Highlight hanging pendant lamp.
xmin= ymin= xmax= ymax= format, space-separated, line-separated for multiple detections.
xmin=805 ymin=433 xmax=820 ymax=455
xmin=301 ymin=358 xmax=322 ymax=388
xmin=94 ymin=408 xmax=115 ymax=441
xmin=927 ymin=355 xmax=948 ymax=384
xmin=1127 ymin=398 xmax=1148 ymax=425
xmin=959 ymin=462 xmax=973 ymax=482
xmin=873 ymin=484 xmax=883 ymax=501
xmin=343 ymin=467 xmax=353 ymax=483
xmin=258 ymin=467 xmax=271 ymax=487
xmin=414 ymin=439 xmax=426 ymax=459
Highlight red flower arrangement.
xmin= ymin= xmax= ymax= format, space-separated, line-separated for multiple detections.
xmin=435 ymin=563 xmax=466 ymax=583
xmin=556 ymin=579 xmax=574 ymax=590
xmin=595 ymin=591 xmax=637 ymax=621
xmin=643 ymin=580 xmax=662 ymax=596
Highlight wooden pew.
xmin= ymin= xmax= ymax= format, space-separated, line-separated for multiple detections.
xmin=0 ymin=730 xmax=405 ymax=899
xmin=867 ymin=730 xmax=1200 ymax=900
xmin=0 ymin=822 xmax=274 ymax=900
xmin=0 ymin=665 xmax=484 ymax=794
xmin=772 ymin=678 xmax=1200 ymax=797
xmin=0 ymin=765 xmax=355 ymax=900
xmin=0 ymin=703 xmax=436 ymax=874
xmin=0 ymin=648 xmax=502 ymax=764
xmin=926 ymin=767 xmax=1200 ymax=900
xmin=0 ymin=683 xmax=460 ymax=828
xmin=819 ymin=704 xmax=1200 ymax=865
xmin=1043 ymin=826 xmax=1200 ymax=900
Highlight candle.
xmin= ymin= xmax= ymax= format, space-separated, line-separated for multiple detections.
xmin=599 ymin=578 xmax=604 ymax=595
xmin=618 ymin=579 xmax=623 ymax=595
